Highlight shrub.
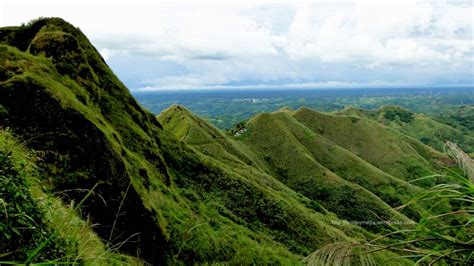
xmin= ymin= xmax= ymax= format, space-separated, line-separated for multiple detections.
xmin=383 ymin=108 xmax=414 ymax=123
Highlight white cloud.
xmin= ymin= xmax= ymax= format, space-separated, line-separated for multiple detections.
xmin=1 ymin=0 xmax=472 ymax=89
xmin=283 ymin=1 xmax=472 ymax=66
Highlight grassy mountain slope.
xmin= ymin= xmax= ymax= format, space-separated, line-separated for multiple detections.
xmin=158 ymin=105 xmax=377 ymax=251
xmin=0 ymin=18 xmax=408 ymax=264
xmin=338 ymin=105 xmax=474 ymax=155
xmin=253 ymin=111 xmax=425 ymax=213
xmin=293 ymin=107 xmax=450 ymax=185
xmin=436 ymin=105 xmax=474 ymax=131
xmin=243 ymin=112 xmax=414 ymax=229
xmin=160 ymin=106 xmax=431 ymax=233
xmin=0 ymin=19 xmax=176 ymax=263
xmin=158 ymin=104 xmax=264 ymax=172
xmin=0 ymin=129 xmax=141 ymax=264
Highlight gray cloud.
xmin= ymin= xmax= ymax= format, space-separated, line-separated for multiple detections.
xmin=1 ymin=0 xmax=472 ymax=89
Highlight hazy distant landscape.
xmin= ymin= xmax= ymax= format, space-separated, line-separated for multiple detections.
xmin=135 ymin=87 xmax=474 ymax=129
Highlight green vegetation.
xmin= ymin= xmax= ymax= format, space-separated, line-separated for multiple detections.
xmin=1 ymin=18 xmax=332 ymax=264
xmin=0 ymin=130 xmax=66 ymax=262
xmin=306 ymin=145 xmax=474 ymax=265
xmin=437 ymin=105 xmax=474 ymax=131
xmin=134 ymin=87 xmax=474 ymax=131
xmin=339 ymin=105 xmax=474 ymax=155
xmin=294 ymin=107 xmax=447 ymax=183
xmin=0 ymin=17 xmax=357 ymax=264
xmin=390 ymin=172 xmax=473 ymax=264
xmin=380 ymin=106 xmax=414 ymax=123
xmin=0 ymin=130 xmax=140 ymax=264
xmin=1 ymin=17 xmax=472 ymax=265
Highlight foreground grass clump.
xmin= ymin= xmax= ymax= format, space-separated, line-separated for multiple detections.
xmin=390 ymin=173 xmax=473 ymax=264
xmin=0 ymin=130 xmax=66 ymax=262
xmin=378 ymin=143 xmax=473 ymax=264
xmin=306 ymin=142 xmax=474 ymax=265
xmin=0 ymin=130 xmax=141 ymax=265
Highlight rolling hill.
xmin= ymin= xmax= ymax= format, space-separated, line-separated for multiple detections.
xmin=159 ymin=105 xmax=456 ymax=230
xmin=338 ymin=105 xmax=474 ymax=155
xmin=293 ymin=107 xmax=451 ymax=185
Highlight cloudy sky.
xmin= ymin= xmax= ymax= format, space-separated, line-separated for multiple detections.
xmin=1 ymin=0 xmax=473 ymax=90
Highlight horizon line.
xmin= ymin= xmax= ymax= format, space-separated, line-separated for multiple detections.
xmin=131 ymin=84 xmax=474 ymax=93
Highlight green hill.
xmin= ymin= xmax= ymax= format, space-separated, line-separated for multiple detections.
xmin=293 ymin=107 xmax=450 ymax=185
xmin=160 ymin=106 xmax=416 ymax=231
xmin=436 ymin=105 xmax=474 ymax=131
xmin=243 ymin=111 xmax=417 ymax=227
xmin=244 ymin=111 xmax=428 ymax=218
xmin=338 ymin=105 xmax=474 ymax=155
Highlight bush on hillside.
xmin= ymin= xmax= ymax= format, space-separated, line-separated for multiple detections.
xmin=383 ymin=108 xmax=414 ymax=123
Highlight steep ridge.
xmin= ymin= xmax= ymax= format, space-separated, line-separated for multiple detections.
xmin=245 ymin=111 xmax=427 ymax=218
xmin=293 ymin=107 xmax=450 ymax=185
xmin=1 ymin=18 xmax=172 ymax=263
xmin=242 ymin=112 xmax=414 ymax=229
xmin=158 ymin=104 xmax=264 ymax=171
xmin=158 ymin=106 xmax=380 ymax=250
xmin=0 ymin=18 xmax=407 ymax=264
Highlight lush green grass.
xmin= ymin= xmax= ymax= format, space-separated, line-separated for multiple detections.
xmin=0 ymin=129 xmax=143 ymax=265
xmin=294 ymin=107 xmax=449 ymax=185
xmin=0 ymin=130 xmax=66 ymax=262
xmin=159 ymin=105 xmax=374 ymax=256
xmin=159 ymin=104 xmax=451 ymax=263
xmin=161 ymin=105 xmax=428 ymax=232
xmin=306 ymin=155 xmax=474 ymax=265
xmin=339 ymin=105 xmax=474 ymax=155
